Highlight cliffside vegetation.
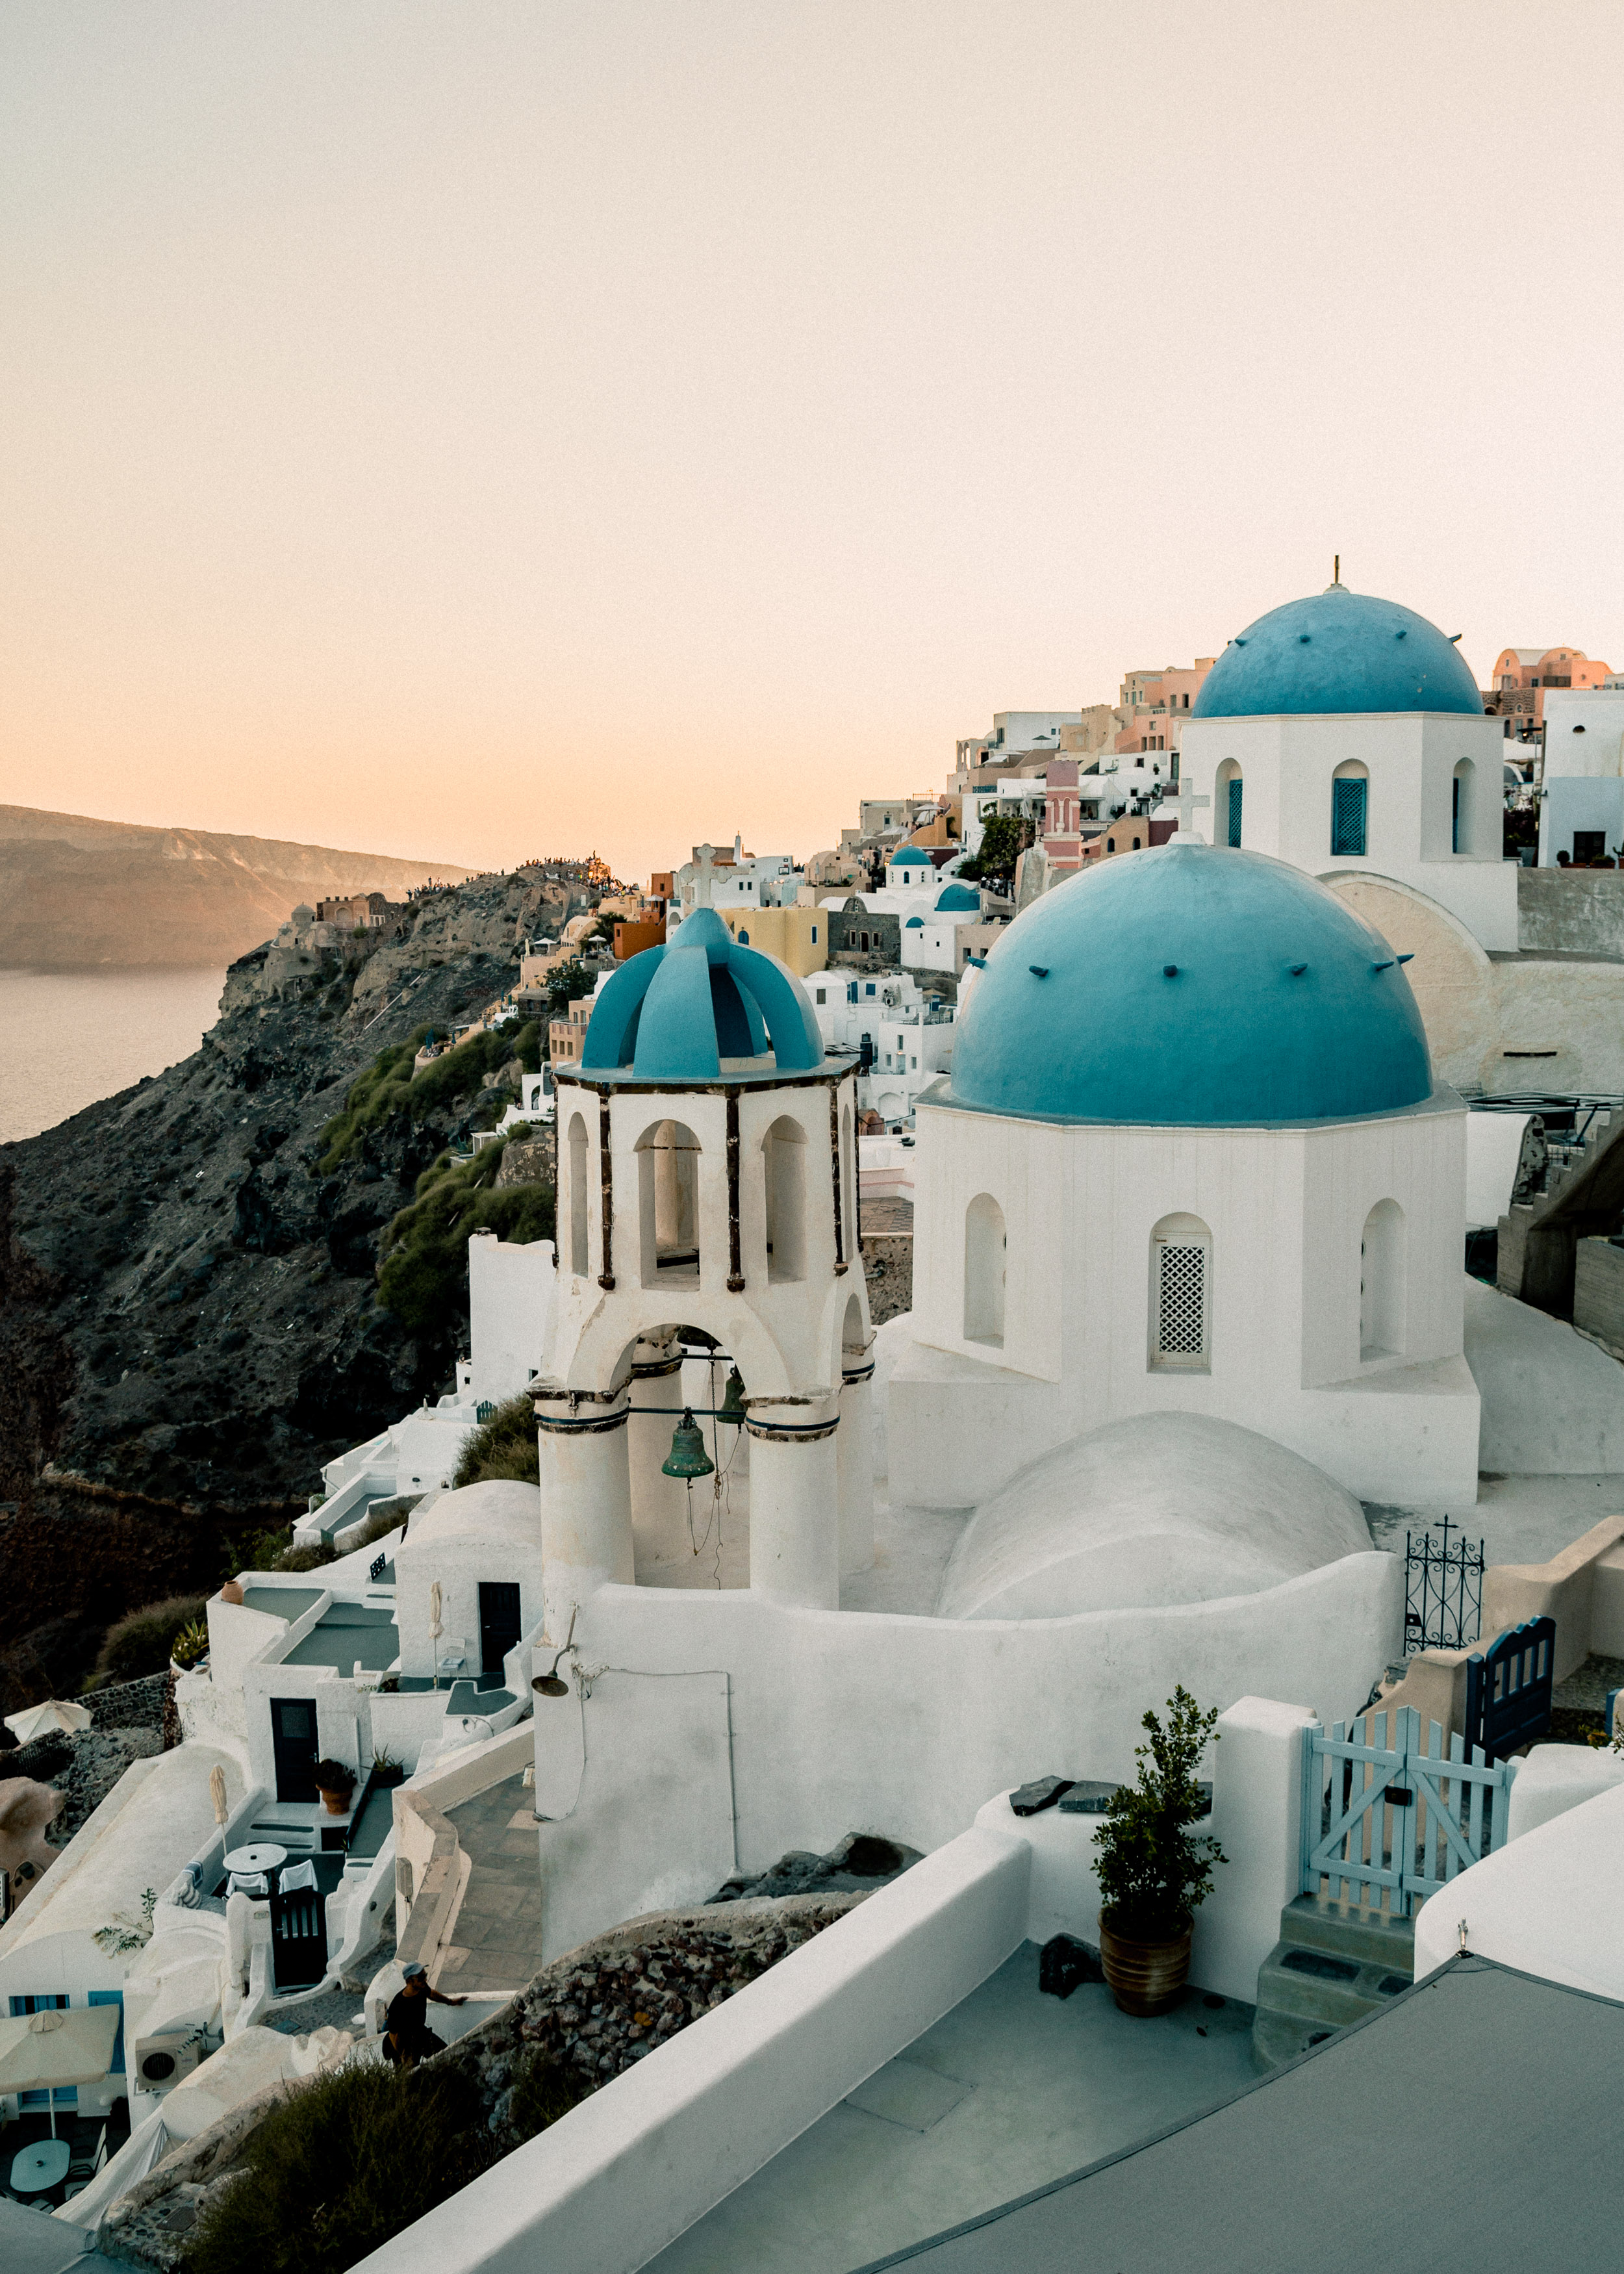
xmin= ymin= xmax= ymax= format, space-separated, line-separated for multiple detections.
xmin=452 ymin=1394 xmax=540 ymax=1487
xmin=316 ymin=1019 xmax=543 ymax=1175
xmin=377 ymin=1134 xmax=553 ymax=1335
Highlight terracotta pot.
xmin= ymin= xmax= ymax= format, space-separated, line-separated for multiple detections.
xmin=220 ymin=1579 xmax=244 ymax=1606
xmin=1098 ymin=1911 xmax=1193 ymax=2016
xmin=318 ymin=1787 xmax=351 ymax=1817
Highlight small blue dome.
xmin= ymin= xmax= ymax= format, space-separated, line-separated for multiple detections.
xmin=889 ymin=846 xmax=933 ymax=867
xmin=580 ymin=908 xmax=822 ymax=1082
xmin=1192 ymin=585 xmax=1482 ymax=719
xmin=905 ymin=915 xmax=924 ymax=928
xmin=945 ymin=845 xmax=1433 ymax=1125
xmin=935 ymin=882 xmax=980 ymax=912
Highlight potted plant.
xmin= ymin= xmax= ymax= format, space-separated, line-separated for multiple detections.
xmin=370 ymin=1751 xmax=406 ymax=1789
xmin=1093 ymin=1687 xmax=1226 ymax=2016
xmin=170 ymin=1618 xmax=210 ymax=1673
xmin=312 ymin=1758 xmax=358 ymax=1817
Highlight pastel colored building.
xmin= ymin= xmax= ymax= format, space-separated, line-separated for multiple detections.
xmin=1487 ymin=645 xmax=1616 ymax=734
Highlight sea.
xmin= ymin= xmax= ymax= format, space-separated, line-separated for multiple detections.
xmin=0 ymin=967 xmax=227 ymax=1147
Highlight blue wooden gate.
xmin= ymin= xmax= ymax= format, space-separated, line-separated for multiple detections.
xmin=1300 ymin=1706 xmax=1517 ymax=1917
xmin=1464 ymin=1617 xmax=1555 ymax=1763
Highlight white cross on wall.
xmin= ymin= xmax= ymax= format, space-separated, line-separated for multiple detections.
xmin=1173 ymin=776 xmax=1210 ymax=837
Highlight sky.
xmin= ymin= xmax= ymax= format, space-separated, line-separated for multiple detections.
xmin=5 ymin=1 xmax=1623 ymax=885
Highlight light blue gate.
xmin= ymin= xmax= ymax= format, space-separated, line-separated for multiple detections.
xmin=1300 ymin=1706 xmax=1517 ymax=1916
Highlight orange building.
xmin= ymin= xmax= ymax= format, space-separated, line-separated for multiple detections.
xmin=613 ymin=917 xmax=666 ymax=960
xmin=1488 ymin=646 xmax=1617 ymax=734
xmin=1115 ymin=659 xmax=1217 ymax=755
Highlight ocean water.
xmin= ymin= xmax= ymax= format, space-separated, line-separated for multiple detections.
xmin=0 ymin=967 xmax=227 ymax=1145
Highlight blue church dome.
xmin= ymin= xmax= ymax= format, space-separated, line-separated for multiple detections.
xmin=945 ymin=845 xmax=1434 ymax=1126
xmin=889 ymin=846 xmax=933 ymax=868
xmin=935 ymin=882 xmax=980 ymax=912
xmin=1191 ymin=585 xmax=1482 ymax=719
xmin=580 ymin=908 xmax=823 ymax=1082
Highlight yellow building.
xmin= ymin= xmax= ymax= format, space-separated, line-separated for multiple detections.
xmin=717 ymin=904 xmax=828 ymax=978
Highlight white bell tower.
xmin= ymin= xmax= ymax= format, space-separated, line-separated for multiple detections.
xmin=535 ymin=910 xmax=872 ymax=1634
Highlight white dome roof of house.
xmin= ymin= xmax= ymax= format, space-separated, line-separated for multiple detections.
xmin=935 ymin=1412 xmax=1371 ymax=1620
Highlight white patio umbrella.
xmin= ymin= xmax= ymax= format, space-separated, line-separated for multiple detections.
xmin=0 ymin=2004 xmax=121 ymax=2135
xmin=4 ymin=1698 xmax=92 ymax=1744
xmin=210 ymin=1765 xmax=229 ymax=1826
xmin=428 ymin=1581 xmax=443 ymax=1689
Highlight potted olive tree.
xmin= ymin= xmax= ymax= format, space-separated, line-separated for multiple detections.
xmin=1093 ymin=1687 xmax=1226 ymax=2015
xmin=312 ymin=1758 xmax=358 ymax=1817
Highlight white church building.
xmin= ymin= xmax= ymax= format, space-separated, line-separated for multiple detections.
xmin=1174 ymin=581 xmax=1518 ymax=952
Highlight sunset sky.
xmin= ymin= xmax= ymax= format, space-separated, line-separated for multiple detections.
xmin=5 ymin=1 xmax=1623 ymax=886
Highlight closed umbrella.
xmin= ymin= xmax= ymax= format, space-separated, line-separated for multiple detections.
xmin=210 ymin=1765 xmax=229 ymax=1826
xmin=0 ymin=2005 xmax=121 ymax=2135
xmin=428 ymin=1581 xmax=443 ymax=1689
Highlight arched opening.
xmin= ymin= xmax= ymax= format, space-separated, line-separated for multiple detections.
xmin=1215 ymin=761 xmax=1243 ymax=848
xmin=1331 ymin=760 xmax=1369 ymax=856
xmin=1360 ymin=1199 xmax=1406 ymax=1360
xmin=763 ymin=1115 xmax=807 ymax=1283
xmin=840 ymin=1100 xmax=855 ymax=1256
xmin=567 ymin=1112 xmax=589 ymax=1277
xmin=1148 ymin=1212 xmax=1212 ymax=1372
xmin=635 ymin=1120 xmax=702 ymax=1285
xmin=963 ymin=1192 xmax=1006 ymax=1347
xmin=1453 ymin=758 xmax=1474 ymax=854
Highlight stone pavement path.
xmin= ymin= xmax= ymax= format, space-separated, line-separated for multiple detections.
xmin=439 ymin=1773 xmax=546 ymax=1993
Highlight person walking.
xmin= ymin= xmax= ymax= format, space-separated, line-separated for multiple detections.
xmin=382 ymin=1963 xmax=467 ymax=2067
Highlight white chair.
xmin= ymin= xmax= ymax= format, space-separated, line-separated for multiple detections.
xmin=279 ymin=1859 xmax=317 ymax=1892
xmin=435 ymin=1638 xmax=467 ymax=1685
xmin=227 ymin=1871 xmax=269 ymax=1898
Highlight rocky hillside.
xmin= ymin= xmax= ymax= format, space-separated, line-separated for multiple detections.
xmin=0 ymin=803 xmax=475 ymax=969
xmin=0 ymin=871 xmax=587 ymax=1710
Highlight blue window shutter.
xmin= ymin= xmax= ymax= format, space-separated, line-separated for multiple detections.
xmin=90 ymin=1988 xmax=125 ymax=2074
xmin=1226 ymin=778 xmax=1243 ymax=847
xmin=1331 ymin=776 xmax=1367 ymax=856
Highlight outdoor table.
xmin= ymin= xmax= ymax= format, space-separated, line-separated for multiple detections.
xmin=223 ymin=1841 xmax=289 ymax=1876
xmin=10 ymin=2137 xmax=71 ymax=2193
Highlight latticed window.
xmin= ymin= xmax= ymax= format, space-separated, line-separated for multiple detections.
xmin=1158 ymin=1245 xmax=1206 ymax=1354
xmin=1331 ymin=776 xmax=1367 ymax=856
xmin=1226 ymin=777 xmax=1243 ymax=847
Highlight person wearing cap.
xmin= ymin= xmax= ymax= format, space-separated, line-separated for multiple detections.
xmin=382 ymin=1963 xmax=467 ymax=2067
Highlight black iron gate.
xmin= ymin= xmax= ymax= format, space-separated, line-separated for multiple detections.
xmin=1404 ymin=1518 xmax=1484 ymax=1651
xmin=270 ymin=1884 xmax=328 ymax=1991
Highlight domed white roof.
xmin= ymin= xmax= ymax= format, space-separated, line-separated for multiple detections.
xmin=935 ymin=1412 xmax=1371 ymax=1620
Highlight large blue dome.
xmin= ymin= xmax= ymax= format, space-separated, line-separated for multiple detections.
xmin=1192 ymin=585 xmax=1482 ymax=719
xmin=944 ymin=845 xmax=1434 ymax=1125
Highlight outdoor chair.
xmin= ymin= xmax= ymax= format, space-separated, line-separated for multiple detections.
xmin=62 ymin=2125 xmax=107 ymax=2196
xmin=435 ymin=1637 xmax=468 ymax=1685
xmin=279 ymin=1859 xmax=317 ymax=1892
xmin=227 ymin=1871 xmax=269 ymax=1898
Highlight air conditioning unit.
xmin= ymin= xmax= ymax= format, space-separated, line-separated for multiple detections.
xmin=133 ymin=2032 xmax=204 ymax=2091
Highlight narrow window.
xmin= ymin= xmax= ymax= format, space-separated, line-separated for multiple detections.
xmin=1453 ymin=759 xmax=1474 ymax=854
xmin=1227 ymin=777 xmax=1243 ymax=847
xmin=568 ymin=1112 xmax=589 ymax=1276
xmin=1331 ymin=763 xmax=1368 ymax=856
xmin=963 ymin=1193 xmax=1006 ymax=1346
xmin=1360 ymin=1199 xmax=1406 ymax=1360
xmin=635 ymin=1119 xmax=701 ymax=1284
xmin=1148 ymin=1213 xmax=1212 ymax=1372
xmin=763 ymin=1116 xmax=807 ymax=1282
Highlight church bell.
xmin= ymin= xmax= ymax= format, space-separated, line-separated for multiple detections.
xmin=719 ymin=1366 xmax=747 ymax=1425
xmin=662 ymin=1409 xmax=715 ymax=1480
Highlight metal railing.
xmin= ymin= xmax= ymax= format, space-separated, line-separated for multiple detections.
xmin=1403 ymin=1518 xmax=1484 ymax=1652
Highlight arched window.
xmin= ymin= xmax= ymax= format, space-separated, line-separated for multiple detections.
xmin=1148 ymin=1213 xmax=1212 ymax=1371
xmin=964 ymin=1193 xmax=1006 ymax=1346
xmin=763 ymin=1116 xmax=806 ymax=1283
xmin=635 ymin=1119 xmax=701 ymax=1284
xmin=1360 ymin=1199 xmax=1406 ymax=1360
xmin=1453 ymin=759 xmax=1474 ymax=854
xmin=1215 ymin=761 xmax=1243 ymax=848
xmin=567 ymin=1113 xmax=589 ymax=1277
xmin=840 ymin=1100 xmax=855 ymax=1256
xmin=1331 ymin=760 xmax=1368 ymax=856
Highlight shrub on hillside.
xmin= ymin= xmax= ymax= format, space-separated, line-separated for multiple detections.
xmin=377 ymin=1140 xmax=553 ymax=1338
xmin=92 ymin=1596 xmax=210 ymax=1687
xmin=186 ymin=2061 xmax=496 ymax=2274
xmin=452 ymin=1395 xmax=539 ymax=1489
xmin=316 ymin=1021 xmax=540 ymax=1175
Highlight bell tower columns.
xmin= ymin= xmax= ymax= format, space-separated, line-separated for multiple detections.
xmin=535 ymin=1386 xmax=633 ymax=1635
xmin=746 ymin=1396 xmax=841 ymax=1609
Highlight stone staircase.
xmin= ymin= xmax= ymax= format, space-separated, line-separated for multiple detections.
xmin=1252 ymin=1894 xmax=1415 ymax=2069
xmin=1498 ymin=1106 xmax=1624 ymax=1316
